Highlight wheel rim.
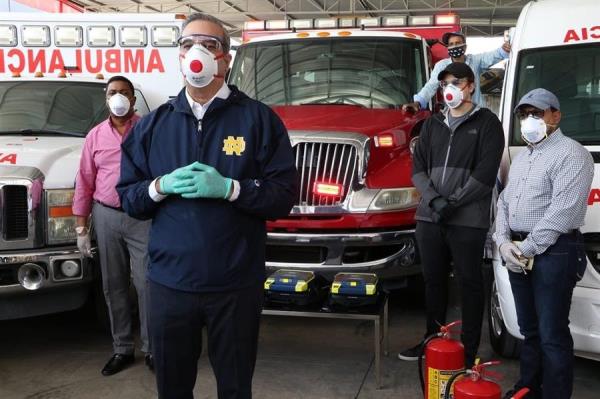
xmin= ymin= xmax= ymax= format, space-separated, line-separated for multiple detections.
xmin=490 ymin=281 xmax=504 ymax=337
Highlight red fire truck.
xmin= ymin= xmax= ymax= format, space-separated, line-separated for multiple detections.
xmin=229 ymin=15 xmax=460 ymax=279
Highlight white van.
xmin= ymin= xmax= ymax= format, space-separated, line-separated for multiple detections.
xmin=0 ymin=13 xmax=182 ymax=321
xmin=489 ymin=0 xmax=600 ymax=361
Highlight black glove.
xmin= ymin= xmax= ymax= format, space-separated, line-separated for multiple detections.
xmin=430 ymin=197 xmax=454 ymax=222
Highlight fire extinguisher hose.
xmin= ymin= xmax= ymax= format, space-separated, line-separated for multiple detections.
xmin=418 ymin=332 xmax=442 ymax=396
xmin=443 ymin=369 xmax=468 ymax=399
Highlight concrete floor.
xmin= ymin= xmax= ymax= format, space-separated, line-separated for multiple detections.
xmin=1 ymin=286 xmax=599 ymax=399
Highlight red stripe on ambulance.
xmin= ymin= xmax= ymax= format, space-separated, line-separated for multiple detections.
xmin=0 ymin=49 xmax=165 ymax=74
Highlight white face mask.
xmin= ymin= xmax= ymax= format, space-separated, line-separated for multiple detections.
xmin=180 ymin=44 xmax=220 ymax=88
xmin=108 ymin=93 xmax=131 ymax=117
xmin=443 ymin=84 xmax=465 ymax=109
xmin=520 ymin=116 xmax=548 ymax=145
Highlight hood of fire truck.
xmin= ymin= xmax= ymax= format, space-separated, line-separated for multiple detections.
xmin=0 ymin=135 xmax=82 ymax=188
xmin=272 ymin=105 xmax=421 ymax=137
xmin=272 ymin=104 xmax=426 ymax=188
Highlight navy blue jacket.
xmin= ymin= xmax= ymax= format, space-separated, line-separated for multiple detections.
xmin=117 ymin=86 xmax=298 ymax=292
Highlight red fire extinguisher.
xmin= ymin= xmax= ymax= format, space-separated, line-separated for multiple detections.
xmin=443 ymin=361 xmax=531 ymax=399
xmin=419 ymin=320 xmax=465 ymax=399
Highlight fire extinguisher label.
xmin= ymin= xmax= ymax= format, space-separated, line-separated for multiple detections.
xmin=428 ymin=368 xmax=462 ymax=399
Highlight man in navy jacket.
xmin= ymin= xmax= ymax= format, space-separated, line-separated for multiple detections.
xmin=117 ymin=13 xmax=297 ymax=399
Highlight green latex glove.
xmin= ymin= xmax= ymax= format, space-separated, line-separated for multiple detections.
xmin=158 ymin=164 xmax=198 ymax=194
xmin=172 ymin=162 xmax=233 ymax=199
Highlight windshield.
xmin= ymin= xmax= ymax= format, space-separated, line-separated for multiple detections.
xmin=229 ymin=37 xmax=425 ymax=109
xmin=0 ymin=81 xmax=149 ymax=137
xmin=511 ymin=43 xmax=600 ymax=145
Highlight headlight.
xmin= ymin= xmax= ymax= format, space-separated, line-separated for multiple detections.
xmin=368 ymin=188 xmax=420 ymax=211
xmin=47 ymin=189 xmax=77 ymax=245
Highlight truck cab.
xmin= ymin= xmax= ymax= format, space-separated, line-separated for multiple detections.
xmin=229 ymin=16 xmax=460 ymax=279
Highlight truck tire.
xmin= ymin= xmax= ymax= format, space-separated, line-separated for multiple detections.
xmin=488 ymin=276 xmax=521 ymax=358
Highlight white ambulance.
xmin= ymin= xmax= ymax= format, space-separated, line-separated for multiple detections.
xmin=0 ymin=12 xmax=183 ymax=321
xmin=489 ymin=0 xmax=600 ymax=361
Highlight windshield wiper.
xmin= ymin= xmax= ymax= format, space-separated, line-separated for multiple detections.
xmin=301 ymin=96 xmax=367 ymax=107
xmin=0 ymin=129 xmax=83 ymax=137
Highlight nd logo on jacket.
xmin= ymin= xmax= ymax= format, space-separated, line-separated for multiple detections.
xmin=222 ymin=136 xmax=245 ymax=156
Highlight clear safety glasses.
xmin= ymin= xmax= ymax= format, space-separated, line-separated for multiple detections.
xmin=439 ymin=78 xmax=468 ymax=89
xmin=177 ymin=34 xmax=224 ymax=54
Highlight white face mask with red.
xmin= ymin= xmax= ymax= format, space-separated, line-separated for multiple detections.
xmin=180 ymin=44 xmax=224 ymax=88
xmin=443 ymin=84 xmax=467 ymax=109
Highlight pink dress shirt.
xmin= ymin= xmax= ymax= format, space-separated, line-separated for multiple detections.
xmin=73 ymin=115 xmax=140 ymax=216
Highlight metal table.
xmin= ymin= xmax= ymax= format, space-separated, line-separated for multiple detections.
xmin=261 ymin=295 xmax=389 ymax=388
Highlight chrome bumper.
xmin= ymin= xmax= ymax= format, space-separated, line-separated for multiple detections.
xmin=0 ymin=246 xmax=94 ymax=294
xmin=266 ymin=230 xmax=419 ymax=276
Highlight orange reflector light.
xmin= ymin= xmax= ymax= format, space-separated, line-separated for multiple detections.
xmin=11 ymin=72 xmax=21 ymax=78
xmin=95 ymin=73 xmax=104 ymax=80
xmin=314 ymin=182 xmax=343 ymax=197
xmin=404 ymin=33 xmax=418 ymax=39
xmin=49 ymin=206 xmax=74 ymax=218
xmin=57 ymin=70 xmax=67 ymax=78
xmin=34 ymin=71 xmax=43 ymax=78
xmin=317 ymin=31 xmax=330 ymax=37
xmin=296 ymin=32 xmax=310 ymax=38
xmin=338 ymin=31 xmax=352 ymax=36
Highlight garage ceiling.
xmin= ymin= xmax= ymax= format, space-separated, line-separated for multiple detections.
xmin=69 ymin=0 xmax=529 ymax=36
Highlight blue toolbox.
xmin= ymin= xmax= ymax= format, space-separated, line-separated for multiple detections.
xmin=264 ymin=270 xmax=325 ymax=307
xmin=329 ymin=273 xmax=379 ymax=309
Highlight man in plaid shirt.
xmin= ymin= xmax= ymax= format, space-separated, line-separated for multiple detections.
xmin=493 ymin=88 xmax=594 ymax=399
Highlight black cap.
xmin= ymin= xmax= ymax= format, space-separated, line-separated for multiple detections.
xmin=437 ymin=62 xmax=475 ymax=82
xmin=441 ymin=31 xmax=466 ymax=46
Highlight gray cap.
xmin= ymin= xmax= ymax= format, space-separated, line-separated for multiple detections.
xmin=514 ymin=88 xmax=560 ymax=113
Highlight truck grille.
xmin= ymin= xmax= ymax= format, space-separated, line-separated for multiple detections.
xmin=3 ymin=185 xmax=28 ymax=240
xmin=294 ymin=142 xmax=358 ymax=206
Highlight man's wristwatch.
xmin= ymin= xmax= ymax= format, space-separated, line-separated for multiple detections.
xmin=75 ymin=226 xmax=89 ymax=236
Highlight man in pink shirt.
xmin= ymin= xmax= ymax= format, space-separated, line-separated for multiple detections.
xmin=73 ymin=75 xmax=152 ymax=376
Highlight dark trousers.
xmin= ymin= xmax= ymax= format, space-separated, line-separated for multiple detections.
xmin=508 ymin=234 xmax=582 ymax=399
xmin=416 ymin=221 xmax=488 ymax=366
xmin=148 ymin=279 xmax=264 ymax=399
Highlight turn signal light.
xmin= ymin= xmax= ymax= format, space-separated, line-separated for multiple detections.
xmin=374 ymin=130 xmax=408 ymax=148
xmin=313 ymin=182 xmax=343 ymax=197
xmin=49 ymin=206 xmax=74 ymax=218
xmin=374 ymin=134 xmax=394 ymax=147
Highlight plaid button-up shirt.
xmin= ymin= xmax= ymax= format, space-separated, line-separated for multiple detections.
xmin=493 ymin=129 xmax=594 ymax=258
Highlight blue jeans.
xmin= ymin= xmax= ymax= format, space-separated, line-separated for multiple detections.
xmin=508 ymin=233 xmax=586 ymax=399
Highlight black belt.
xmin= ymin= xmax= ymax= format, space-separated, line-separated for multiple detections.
xmin=510 ymin=231 xmax=529 ymax=241
xmin=95 ymin=200 xmax=124 ymax=212
xmin=511 ymin=230 xmax=577 ymax=241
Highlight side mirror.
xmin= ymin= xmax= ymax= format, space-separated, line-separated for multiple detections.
xmin=426 ymin=38 xmax=440 ymax=47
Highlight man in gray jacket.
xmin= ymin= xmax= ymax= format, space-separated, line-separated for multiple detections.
xmin=398 ymin=62 xmax=504 ymax=367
